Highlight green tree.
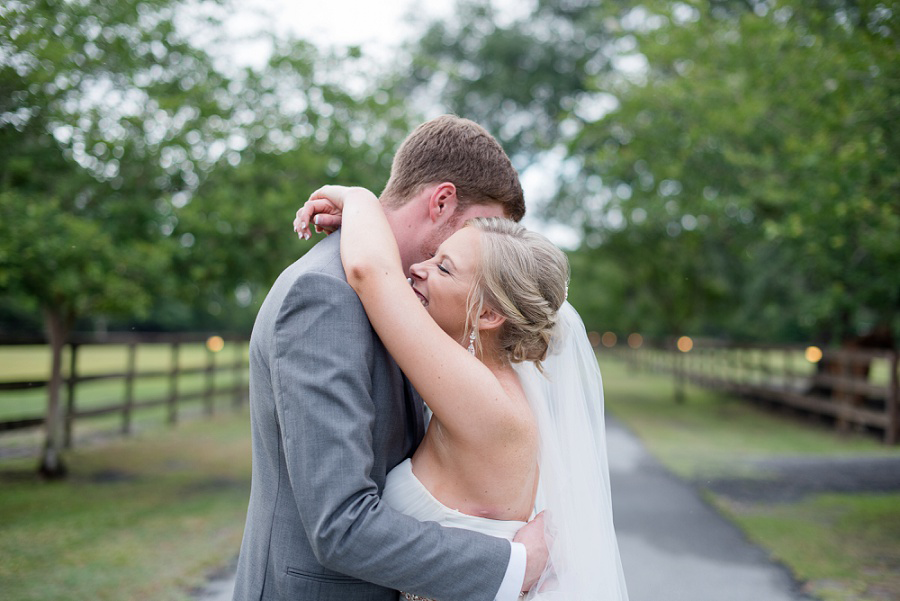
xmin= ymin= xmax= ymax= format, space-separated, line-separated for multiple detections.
xmin=0 ymin=193 xmax=162 ymax=476
xmin=572 ymin=0 xmax=899 ymax=344
xmin=169 ymin=39 xmax=415 ymax=325
xmin=400 ymin=0 xmax=632 ymax=160
xmin=0 ymin=0 xmax=232 ymax=475
xmin=405 ymin=0 xmax=899 ymax=346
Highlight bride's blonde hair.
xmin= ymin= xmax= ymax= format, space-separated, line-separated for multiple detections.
xmin=463 ymin=218 xmax=569 ymax=368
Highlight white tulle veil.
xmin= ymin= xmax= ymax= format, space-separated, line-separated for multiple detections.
xmin=513 ymin=302 xmax=629 ymax=600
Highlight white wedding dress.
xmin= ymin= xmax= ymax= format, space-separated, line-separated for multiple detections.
xmin=383 ymin=458 xmax=526 ymax=541
xmin=383 ymin=458 xmax=525 ymax=601
xmin=383 ymin=303 xmax=629 ymax=601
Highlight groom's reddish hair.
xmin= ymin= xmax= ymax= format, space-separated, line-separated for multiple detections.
xmin=380 ymin=115 xmax=525 ymax=222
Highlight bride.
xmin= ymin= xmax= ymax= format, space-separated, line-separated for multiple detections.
xmin=295 ymin=185 xmax=628 ymax=600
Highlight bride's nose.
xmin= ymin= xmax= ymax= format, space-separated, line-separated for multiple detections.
xmin=409 ymin=261 xmax=427 ymax=281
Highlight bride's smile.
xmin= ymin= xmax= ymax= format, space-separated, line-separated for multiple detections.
xmin=407 ymin=227 xmax=481 ymax=344
xmin=411 ymin=286 xmax=429 ymax=307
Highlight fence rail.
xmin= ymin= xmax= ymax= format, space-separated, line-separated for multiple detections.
xmin=603 ymin=341 xmax=899 ymax=444
xmin=0 ymin=333 xmax=249 ymax=453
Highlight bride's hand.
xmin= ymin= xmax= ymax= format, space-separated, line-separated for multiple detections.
xmin=294 ymin=198 xmax=340 ymax=240
xmin=293 ymin=185 xmax=375 ymax=240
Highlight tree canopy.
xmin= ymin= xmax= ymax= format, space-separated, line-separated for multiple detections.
xmin=0 ymin=0 xmax=413 ymax=474
xmin=573 ymin=0 xmax=898 ymax=343
xmin=1 ymin=0 xmax=897 ymax=349
xmin=0 ymin=0 xmax=413 ymax=335
xmin=403 ymin=0 xmax=899 ymax=345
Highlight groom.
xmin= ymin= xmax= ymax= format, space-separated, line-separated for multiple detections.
xmin=233 ymin=115 xmax=547 ymax=601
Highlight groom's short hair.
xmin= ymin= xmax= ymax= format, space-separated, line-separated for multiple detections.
xmin=381 ymin=115 xmax=525 ymax=222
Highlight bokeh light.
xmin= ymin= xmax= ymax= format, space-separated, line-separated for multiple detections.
xmin=602 ymin=332 xmax=618 ymax=347
xmin=627 ymin=333 xmax=643 ymax=349
xmin=805 ymin=346 xmax=823 ymax=363
xmin=206 ymin=336 xmax=225 ymax=352
xmin=677 ymin=336 xmax=693 ymax=353
xmin=588 ymin=331 xmax=601 ymax=348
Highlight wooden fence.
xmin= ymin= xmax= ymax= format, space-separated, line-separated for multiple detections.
xmin=0 ymin=333 xmax=249 ymax=451
xmin=601 ymin=340 xmax=899 ymax=444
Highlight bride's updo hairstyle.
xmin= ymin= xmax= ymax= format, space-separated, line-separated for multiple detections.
xmin=464 ymin=218 xmax=569 ymax=368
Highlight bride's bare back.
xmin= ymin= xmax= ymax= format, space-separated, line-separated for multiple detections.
xmin=412 ymin=364 xmax=539 ymax=522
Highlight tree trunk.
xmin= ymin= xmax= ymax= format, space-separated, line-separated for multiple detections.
xmin=38 ymin=308 xmax=69 ymax=479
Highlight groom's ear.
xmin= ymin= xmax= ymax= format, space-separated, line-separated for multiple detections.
xmin=427 ymin=182 xmax=459 ymax=223
xmin=477 ymin=306 xmax=506 ymax=332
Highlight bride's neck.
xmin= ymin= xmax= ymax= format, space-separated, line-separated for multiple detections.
xmin=476 ymin=341 xmax=509 ymax=373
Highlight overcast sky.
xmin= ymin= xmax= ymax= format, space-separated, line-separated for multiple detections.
xmin=262 ymin=0 xmax=451 ymax=53
xmin=222 ymin=0 xmax=529 ymax=66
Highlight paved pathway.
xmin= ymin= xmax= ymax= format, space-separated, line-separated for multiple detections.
xmin=194 ymin=572 xmax=236 ymax=601
xmin=194 ymin=418 xmax=813 ymax=601
xmin=704 ymin=454 xmax=900 ymax=503
xmin=607 ymin=418 xmax=811 ymax=601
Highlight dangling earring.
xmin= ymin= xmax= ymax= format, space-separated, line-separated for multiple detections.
xmin=467 ymin=329 xmax=476 ymax=355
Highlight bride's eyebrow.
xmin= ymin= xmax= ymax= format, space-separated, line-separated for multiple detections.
xmin=441 ymin=254 xmax=458 ymax=270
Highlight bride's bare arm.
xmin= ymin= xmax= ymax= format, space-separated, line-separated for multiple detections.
xmin=298 ymin=186 xmax=528 ymax=445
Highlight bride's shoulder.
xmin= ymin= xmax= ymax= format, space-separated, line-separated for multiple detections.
xmin=495 ymin=366 xmax=539 ymax=441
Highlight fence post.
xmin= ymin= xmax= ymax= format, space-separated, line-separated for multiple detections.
xmin=730 ymin=346 xmax=739 ymax=390
xmin=703 ymin=347 xmax=711 ymax=386
xmin=122 ymin=342 xmax=137 ymax=435
xmin=205 ymin=345 xmax=215 ymax=416
xmin=64 ymin=343 xmax=78 ymax=448
xmin=232 ymin=341 xmax=243 ymax=409
xmin=784 ymin=347 xmax=792 ymax=393
xmin=835 ymin=350 xmax=852 ymax=432
xmin=750 ymin=348 xmax=766 ymax=389
xmin=673 ymin=344 xmax=685 ymax=404
xmin=887 ymin=351 xmax=899 ymax=445
xmin=168 ymin=342 xmax=180 ymax=425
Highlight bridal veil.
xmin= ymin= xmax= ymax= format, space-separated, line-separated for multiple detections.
xmin=514 ymin=302 xmax=629 ymax=600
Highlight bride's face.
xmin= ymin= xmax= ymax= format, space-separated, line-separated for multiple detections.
xmin=408 ymin=226 xmax=481 ymax=343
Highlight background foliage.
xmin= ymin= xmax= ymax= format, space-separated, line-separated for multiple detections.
xmin=402 ymin=0 xmax=899 ymax=344
xmin=1 ymin=0 xmax=897 ymax=348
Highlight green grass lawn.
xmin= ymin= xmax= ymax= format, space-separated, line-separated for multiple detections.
xmin=1 ymin=345 xmax=897 ymax=600
xmin=0 ymin=343 xmax=232 ymax=380
xmin=0 ymin=342 xmax=252 ymax=600
xmin=712 ymin=493 xmax=900 ymax=601
xmin=0 ymin=412 xmax=251 ymax=601
xmin=600 ymin=357 xmax=900 ymax=601
xmin=600 ymin=356 xmax=895 ymax=479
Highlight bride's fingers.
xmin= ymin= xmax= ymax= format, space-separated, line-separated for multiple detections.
xmin=304 ymin=197 xmax=338 ymax=212
xmin=293 ymin=208 xmax=308 ymax=236
xmin=294 ymin=198 xmax=340 ymax=240
xmin=294 ymin=203 xmax=319 ymax=240
xmin=312 ymin=213 xmax=341 ymax=232
xmin=294 ymin=206 xmax=312 ymax=239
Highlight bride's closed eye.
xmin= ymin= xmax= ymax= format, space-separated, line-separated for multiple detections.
xmin=428 ymin=252 xmax=451 ymax=275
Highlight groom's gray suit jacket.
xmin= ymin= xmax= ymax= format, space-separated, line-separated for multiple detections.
xmin=233 ymin=233 xmax=510 ymax=601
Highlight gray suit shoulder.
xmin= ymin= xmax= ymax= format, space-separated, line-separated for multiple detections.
xmin=275 ymin=232 xmax=347 ymax=292
xmin=251 ymin=233 xmax=362 ymax=363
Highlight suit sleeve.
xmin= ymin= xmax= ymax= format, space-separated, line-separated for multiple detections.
xmin=272 ymin=270 xmax=511 ymax=600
